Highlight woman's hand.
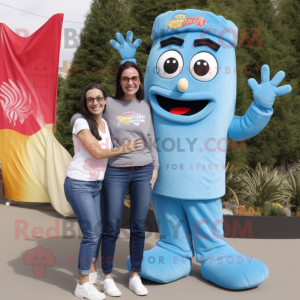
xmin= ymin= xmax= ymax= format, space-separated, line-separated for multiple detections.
xmin=121 ymin=138 xmax=142 ymax=154
xmin=150 ymin=169 xmax=158 ymax=190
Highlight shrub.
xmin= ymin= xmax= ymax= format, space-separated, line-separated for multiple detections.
xmin=263 ymin=202 xmax=290 ymax=216
xmin=229 ymin=202 xmax=291 ymax=217
xmin=222 ymin=201 xmax=238 ymax=214
xmin=124 ymin=199 xmax=131 ymax=208
xmin=282 ymin=171 xmax=300 ymax=214
xmin=234 ymin=205 xmax=262 ymax=216
xmin=222 ymin=163 xmax=246 ymax=205
xmin=239 ymin=163 xmax=290 ymax=210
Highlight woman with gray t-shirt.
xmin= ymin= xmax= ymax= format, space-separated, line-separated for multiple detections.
xmin=100 ymin=62 xmax=159 ymax=296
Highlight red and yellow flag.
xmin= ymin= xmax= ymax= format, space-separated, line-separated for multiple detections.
xmin=0 ymin=14 xmax=73 ymax=216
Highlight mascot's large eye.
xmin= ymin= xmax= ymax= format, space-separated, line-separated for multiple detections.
xmin=189 ymin=52 xmax=218 ymax=81
xmin=156 ymin=51 xmax=183 ymax=79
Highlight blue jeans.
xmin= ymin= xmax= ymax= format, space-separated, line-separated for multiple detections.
xmin=101 ymin=163 xmax=153 ymax=273
xmin=63 ymin=176 xmax=103 ymax=275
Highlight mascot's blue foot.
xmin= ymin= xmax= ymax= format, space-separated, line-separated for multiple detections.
xmin=200 ymin=248 xmax=269 ymax=290
xmin=126 ymin=246 xmax=191 ymax=283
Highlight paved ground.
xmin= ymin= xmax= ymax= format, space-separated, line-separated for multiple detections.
xmin=1 ymin=197 xmax=299 ymax=300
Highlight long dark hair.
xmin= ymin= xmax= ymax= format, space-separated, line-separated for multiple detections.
xmin=115 ymin=61 xmax=144 ymax=100
xmin=79 ymin=83 xmax=107 ymax=141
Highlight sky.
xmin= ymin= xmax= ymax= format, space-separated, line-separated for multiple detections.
xmin=0 ymin=0 xmax=93 ymax=67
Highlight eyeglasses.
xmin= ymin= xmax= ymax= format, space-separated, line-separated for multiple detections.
xmin=86 ymin=96 xmax=105 ymax=104
xmin=120 ymin=76 xmax=140 ymax=84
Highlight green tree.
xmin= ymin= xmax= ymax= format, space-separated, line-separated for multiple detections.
xmin=124 ymin=0 xmax=210 ymax=75
xmin=274 ymin=0 xmax=300 ymax=172
xmin=55 ymin=0 xmax=130 ymax=155
xmin=54 ymin=74 xmax=66 ymax=132
xmin=214 ymin=0 xmax=300 ymax=172
xmin=127 ymin=0 xmax=299 ymax=170
xmin=56 ymin=0 xmax=299 ymax=168
xmin=57 ymin=74 xmax=66 ymax=104
xmin=103 ymin=0 xmax=212 ymax=97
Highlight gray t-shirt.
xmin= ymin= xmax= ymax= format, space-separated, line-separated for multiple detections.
xmin=70 ymin=97 xmax=159 ymax=169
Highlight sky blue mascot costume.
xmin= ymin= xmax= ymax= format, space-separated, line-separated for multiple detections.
xmin=87 ymin=9 xmax=291 ymax=290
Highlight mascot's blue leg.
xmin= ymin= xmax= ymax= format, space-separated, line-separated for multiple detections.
xmin=126 ymin=193 xmax=193 ymax=283
xmin=181 ymin=198 xmax=269 ymax=290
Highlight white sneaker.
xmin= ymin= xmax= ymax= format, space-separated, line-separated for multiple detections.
xmin=103 ymin=276 xmax=122 ymax=297
xmin=129 ymin=275 xmax=148 ymax=296
xmin=90 ymin=269 xmax=104 ymax=286
xmin=74 ymin=281 xmax=106 ymax=300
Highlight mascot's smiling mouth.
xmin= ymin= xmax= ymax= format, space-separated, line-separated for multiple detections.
xmin=156 ymin=94 xmax=210 ymax=116
xmin=148 ymin=86 xmax=216 ymax=123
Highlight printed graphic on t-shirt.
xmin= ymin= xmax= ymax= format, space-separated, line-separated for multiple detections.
xmin=116 ymin=111 xmax=146 ymax=127
xmin=83 ymin=157 xmax=106 ymax=179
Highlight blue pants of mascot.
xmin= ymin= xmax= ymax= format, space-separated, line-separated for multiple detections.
xmin=126 ymin=194 xmax=269 ymax=290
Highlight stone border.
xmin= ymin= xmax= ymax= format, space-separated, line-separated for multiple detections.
xmin=121 ymin=207 xmax=300 ymax=239
xmin=0 ymin=180 xmax=4 ymax=199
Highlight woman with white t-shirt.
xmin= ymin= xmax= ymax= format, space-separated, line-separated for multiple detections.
xmin=64 ymin=83 xmax=141 ymax=300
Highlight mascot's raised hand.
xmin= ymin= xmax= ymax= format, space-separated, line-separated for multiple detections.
xmin=249 ymin=64 xmax=292 ymax=108
xmin=110 ymin=31 xmax=142 ymax=65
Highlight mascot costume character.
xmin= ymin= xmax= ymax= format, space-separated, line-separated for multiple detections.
xmin=72 ymin=9 xmax=292 ymax=290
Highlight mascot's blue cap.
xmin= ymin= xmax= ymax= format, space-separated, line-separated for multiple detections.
xmin=151 ymin=9 xmax=238 ymax=47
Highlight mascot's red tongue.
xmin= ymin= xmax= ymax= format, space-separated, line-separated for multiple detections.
xmin=170 ymin=107 xmax=191 ymax=115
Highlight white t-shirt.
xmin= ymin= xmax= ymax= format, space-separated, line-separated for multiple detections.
xmin=66 ymin=118 xmax=113 ymax=181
